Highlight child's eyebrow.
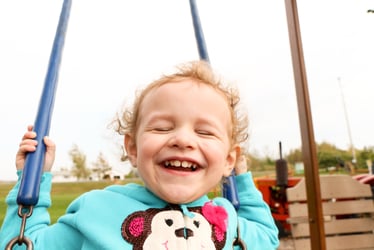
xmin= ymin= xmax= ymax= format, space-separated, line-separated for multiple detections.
xmin=143 ymin=113 xmax=173 ymax=123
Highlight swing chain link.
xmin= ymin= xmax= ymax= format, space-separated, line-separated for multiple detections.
xmin=233 ymin=223 xmax=247 ymax=250
xmin=5 ymin=205 xmax=34 ymax=250
xmin=233 ymin=237 xmax=247 ymax=250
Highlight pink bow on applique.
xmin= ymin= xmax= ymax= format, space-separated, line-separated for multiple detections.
xmin=202 ymin=202 xmax=228 ymax=241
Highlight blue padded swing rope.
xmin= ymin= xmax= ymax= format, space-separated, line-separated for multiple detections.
xmin=7 ymin=2 xmax=72 ymax=248
xmin=17 ymin=0 xmax=72 ymax=206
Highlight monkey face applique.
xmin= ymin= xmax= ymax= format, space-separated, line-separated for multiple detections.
xmin=121 ymin=204 xmax=227 ymax=250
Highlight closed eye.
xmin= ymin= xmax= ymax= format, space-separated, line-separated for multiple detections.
xmin=196 ymin=130 xmax=215 ymax=136
xmin=153 ymin=127 xmax=172 ymax=132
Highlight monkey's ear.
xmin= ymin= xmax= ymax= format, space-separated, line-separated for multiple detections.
xmin=121 ymin=211 xmax=148 ymax=246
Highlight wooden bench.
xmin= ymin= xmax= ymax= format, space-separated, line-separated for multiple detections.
xmin=287 ymin=175 xmax=374 ymax=250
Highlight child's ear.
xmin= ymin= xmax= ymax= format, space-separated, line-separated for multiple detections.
xmin=124 ymin=134 xmax=137 ymax=167
xmin=223 ymin=145 xmax=240 ymax=177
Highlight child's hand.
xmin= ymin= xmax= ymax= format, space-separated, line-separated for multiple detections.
xmin=15 ymin=125 xmax=56 ymax=172
xmin=235 ymin=155 xmax=248 ymax=175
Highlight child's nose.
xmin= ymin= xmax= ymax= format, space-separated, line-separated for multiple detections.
xmin=169 ymin=128 xmax=196 ymax=149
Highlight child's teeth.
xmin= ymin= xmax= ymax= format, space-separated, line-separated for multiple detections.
xmin=164 ymin=160 xmax=198 ymax=170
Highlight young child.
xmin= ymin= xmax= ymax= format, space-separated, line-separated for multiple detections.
xmin=0 ymin=61 xmax=279 ymax=249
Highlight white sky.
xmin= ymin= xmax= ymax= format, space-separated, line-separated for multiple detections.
xmin=1 ymin=0 xmax=373 ymax=181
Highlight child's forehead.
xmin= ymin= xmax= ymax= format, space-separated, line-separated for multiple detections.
xmin=140 ymin=80 xmax=233 ymax=119
xmin=157 ymin=79 xmax=204 ymax=91
xmin=147 ymin=78 xmax=225 ymax=99
xmin=142 ymin=81 xmax=228 ymax=109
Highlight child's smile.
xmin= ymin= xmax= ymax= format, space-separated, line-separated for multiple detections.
xmin=164 ymin=159 xmax=198 ymax=172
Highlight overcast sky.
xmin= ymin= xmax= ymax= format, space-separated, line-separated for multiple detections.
xmin=1 ymin=0 xmax=373 ymax=181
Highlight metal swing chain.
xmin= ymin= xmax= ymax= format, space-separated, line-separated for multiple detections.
xmin=233 ymin=236 xmax=247 ymax=250
xmin=233 ymin=223 xmax=247 ymax=250
xmin=5 ymin=205 xmax=34 ymax=250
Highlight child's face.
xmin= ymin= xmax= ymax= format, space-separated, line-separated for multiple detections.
xmin=125 ymin=80 xmax=238 ymax=204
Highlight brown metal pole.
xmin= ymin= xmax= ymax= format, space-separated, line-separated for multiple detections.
xmin=284 ymin=1 xmax=326 ymax=249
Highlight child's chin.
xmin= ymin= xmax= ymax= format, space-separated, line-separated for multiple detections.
xmin=161 ymin=191 xmax=201 ymax=204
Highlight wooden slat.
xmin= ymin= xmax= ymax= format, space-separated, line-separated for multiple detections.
xmin=289 ymin=199 xmax=374 ymax=217
xmin=287 ymin=175 xmax=373 ymax=202
xmin=324 ymin=218 xmax=374 ymax=235
xmin=290 ymin=222 xmax=311 ymax=238
xmin=321 ymin=175 xmax=373 ymax=199
xmin=291 ymin=218 xmax=374 ymax=237
xmin=294 ymin=234 xmax=374 ymax=250
xmin=322 ymin=200 xmax=374 ymax=215
xmin=287 ymin=178 xmax=307 ymax=202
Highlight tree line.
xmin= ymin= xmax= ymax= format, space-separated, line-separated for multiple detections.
xmin=249 ymin=142 xmax=374 ymax=174
xmin=63 ymin=142 xmax=374 ymax=180
xmin=65 ymin=144 xmax=112 ymax=181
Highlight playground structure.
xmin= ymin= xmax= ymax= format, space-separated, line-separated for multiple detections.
xmin=287 ymin=175 xmax=374 ymax=249
xmin=255 ymin=161 xmax=374 ymax=244
xmin=255 ymin=143 xmax=374 ymax=242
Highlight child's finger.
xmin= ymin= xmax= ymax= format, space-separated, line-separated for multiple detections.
xmin=27 ymin=125 xmax=34 ymax=132
xmin=43 ymin=136 xmax=56 ymax=150
xmin=43 ymin=136 xmax=56 ymax=171
xmin=21 ymin=131 xmax=37 ymax=140
xmin=19 ymin=138 xmax=38 ymax=148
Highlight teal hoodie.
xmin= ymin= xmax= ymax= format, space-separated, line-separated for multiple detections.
xmin=0 ymin=172 xmax=279 ymax=249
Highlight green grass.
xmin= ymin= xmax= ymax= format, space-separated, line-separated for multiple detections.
xmin=50 ymin=181 xmax=117 ymax=222
xmin=0 ymin=180 xmax=131 ymax=225
xmin=0 ymin=182 xmax=14 ymax=226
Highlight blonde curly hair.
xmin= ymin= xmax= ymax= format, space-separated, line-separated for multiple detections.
xmin=113 ymin=60 xmax=248 ymax=158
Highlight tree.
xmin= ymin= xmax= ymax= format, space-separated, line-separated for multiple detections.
xmin=285 ymin=142 xmax=368 ymax=171
xmin=285 ymin=148 xmax=302 ymax=164
xmin=356 ymin=146 xmax=374 ymax=170
xmin=316 ymin=142 xmax=345 ymax=170
xmin=245 ymin=152 xmax=269 ymax=171
xmin=92 ymin=152 xmax=112 ymax=180
xmin=69 ymin=144 xmax=91 ymax=180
